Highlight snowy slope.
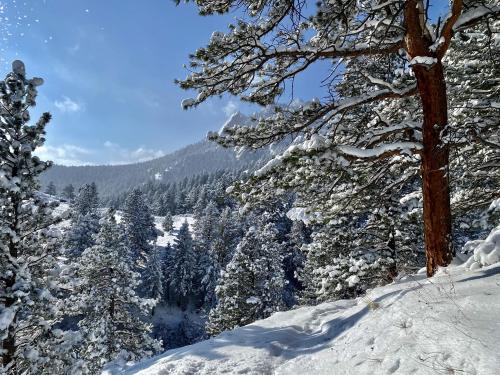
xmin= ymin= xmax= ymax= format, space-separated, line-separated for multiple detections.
xmin=113 ymin=263 xmax=500 ymax=375
xmin=155 ymin=214 xmax=195 ymax=247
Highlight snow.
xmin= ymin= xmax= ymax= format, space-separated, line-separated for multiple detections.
xmin=454 ymin=5 xmax=500 ymax=31
xmin=154 ymin=214 xmax=195 ymax=247
xmin=181 ymin=98 xmax=196 ymax=110
xmin=409 ymin=56 xmax=438 ymax=67
xmin=113 ymin=262 xmax=500 ymax=375
xmin=0 ymin=307 xmax=16 ymax=331
xmin=337 ymin=142 xmax=422 ymax=159
xmin=464 ymin=225 xmax=500 ymax=270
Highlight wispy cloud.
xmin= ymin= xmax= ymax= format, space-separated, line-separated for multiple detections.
xmin=104 ymin=141 xmax=165 ymax=164
xmin=54 ymin=96 xmax=84 ymax=113
xmin=35 ymin=144 xmax=93 ymax=166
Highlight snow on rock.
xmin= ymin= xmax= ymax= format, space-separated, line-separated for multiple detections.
xmin=113 ymin=263 xmax=500 ymax=375
xmin=464 ymin=225 xmax=500 ymax=270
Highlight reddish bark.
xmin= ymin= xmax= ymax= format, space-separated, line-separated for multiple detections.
xmin=404 ymin=0 xmax=455 ymax=276
xmin=414 ymin=63 xmax=454 ymax=276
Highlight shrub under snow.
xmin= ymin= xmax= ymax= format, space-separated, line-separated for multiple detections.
xmin=464 ymin=225 xmax=500 ymax=270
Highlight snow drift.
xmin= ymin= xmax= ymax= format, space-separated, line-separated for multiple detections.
xmin=111 ymin=260 xmax=500 ymax=375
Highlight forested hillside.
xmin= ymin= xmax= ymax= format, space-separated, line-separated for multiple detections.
xmin=40 ymin=133 xmax=269 ymax=200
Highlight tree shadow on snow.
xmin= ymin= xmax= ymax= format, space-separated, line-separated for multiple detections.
xmin=132 ymin=284 xmax=422 ymax=371
xmin=456 ymin=264 xmax=500 ymax=283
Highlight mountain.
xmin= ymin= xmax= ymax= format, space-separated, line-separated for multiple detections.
xmin=40 ymin=112 xmax=272 ymax=199
xmin=40 ymin=139 xmax=268 ymax=200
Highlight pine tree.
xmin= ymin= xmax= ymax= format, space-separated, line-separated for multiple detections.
xmin=72 ymin=212 xmax=161 ymax=373
xmin=65 ymin=212 xmax=101 ymax=257
xmin=178 ymin=0 xmax=499 ymax=276
xmin=201 ymin=207 xmax=242 ymax=309
xmin=207 ymin=217 xmax=284 ymax=335
xmin=166 ymin=221 xmax=197 ymax=307
xmin=66 ymin=183 xmax=100 ymax=257
xmin=45 ymin=181 xmax=57 ymax=196
xmin=162 ymin=212 xmax=174 ymax=233
xmin=73 ymin=183 xmax=99 ymax=218
xmin=0 ymin=61 xmax=74 ymax=373
xmin=62 ymin=184 xmax=75 ymax=202
xmin=283 ymin=220 xmax=309 ymax=306
xmin=142 ymin=245 xmax=164 ymax=307
xmin=122 ymin=188 xmax=157 ymax=270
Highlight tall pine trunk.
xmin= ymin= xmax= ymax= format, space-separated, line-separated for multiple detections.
xmin=414 ymin=63 xmax=454 ymax=276
xmin=405 ymin=0 xmax=454 ymax=276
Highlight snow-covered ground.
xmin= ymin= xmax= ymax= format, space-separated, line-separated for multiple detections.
xmin=154 ymin=214 xmax=195 ymax=247
xmin=113 ymin=262 xmax=500 ymax=375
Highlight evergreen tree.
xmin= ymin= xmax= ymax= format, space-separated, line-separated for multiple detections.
xmin=207 ymin=217 xmax=284 ymax=335
xmin=201 ymin=207 xmax=242 ymax=309
xmin=67 ymin=183 xmax=100 ymax=257
xmin=178 ymin=0 xmax=499 ymax=276
xmin=74 ymin=183 xmax=99 ymax=218
xmin=283 ymin=220 xmax=310 ymax=306
xmin=122 ymin=188 xmax=157 ymax=269
xmin=193 ymin=201 xmax=220 ymax=252
xmin=72 ymin=212 xmax=161 ymax=373
xmin=65 ymin=212 xmax=101 ymax=257
xmin=45 ymin=181 xmax=57 ymax=196
xmin=62 ymin=184 xmax=75 ymax=202
xmin=0 ymin=61 xmax=75 ymax=373
xmin=166 ymin=221 xmax=197 ymax=307
xmin=162 ymin=212 xmax=174 ymax=232
xmin=142 ymin=245 xmax=165 ymax=307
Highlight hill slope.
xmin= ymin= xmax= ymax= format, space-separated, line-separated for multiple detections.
xmin=112 ymin=262 xmax=500 ymax=375
xmin=40 ymin=139 xmax=268 ymax=199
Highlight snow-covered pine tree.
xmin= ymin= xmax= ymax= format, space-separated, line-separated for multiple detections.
xmin=201 ymin=207 xmax=242 ymax=309
xmin=0 ymin=61 xmax=73 ymax=373
xmin=206 ymin=216 xmax=285 ymax=335
xmin=65 ymin=212 xmax=101 ymax=257
xmin=179 ymin=0 xmax=499 ymax=276
xmin=165 ymin=221 xmax=198 ymax=308
xmin=283 ymin=220 xmax=309 ymax=305
xmin=73 ymin=211 xmax=161 ymax=373
xmin=66 ymin=183 xmax=101 ymax=257
xmin=73 ymin=183 xmax=99 ymax=218
xmin=162 ymin=212 xmax=174 ymax=233
xmin=193 ymin=201 xmax=220 ymax=251
xmin=45 ymin=181 xmax=57 ymax=196
xmin=446 ymin=20 xmax=500 ymax=246
xmin=62 ymin=184 xmax=75 ymax=202
xmin=142 ymin=245 xmax=164 ymax=307
xmin=122 ymin=188 xmax=157 ymax=270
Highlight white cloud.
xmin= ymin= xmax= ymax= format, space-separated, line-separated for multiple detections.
xmin=131 ymin=147 xmax=165 ymax=161
xmin=103 ymin=140 xmax=118 ymax=148
xmin=104 ymin=141 xmax=165 ymax=164
xmin=34 ymin=144 xmax=92 ymax=166
xmin=54 ymin=96 xmax=83 ymax=113
xmin=33 ymin=141 xmax=165 ymax=166
xmin=68 ymin=43 xmax=80 ymax=54
xmin=222 ymin=100 xmax=239 ymax=117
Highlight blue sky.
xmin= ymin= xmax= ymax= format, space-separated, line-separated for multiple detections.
xmin=0 ymin=0 xmax=450 ymax=165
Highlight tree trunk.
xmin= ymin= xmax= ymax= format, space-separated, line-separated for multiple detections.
xmin=413 ymin=62 xmax=454 ymax=276
xmin=404 ymin=0 xmax=454 ymax=277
